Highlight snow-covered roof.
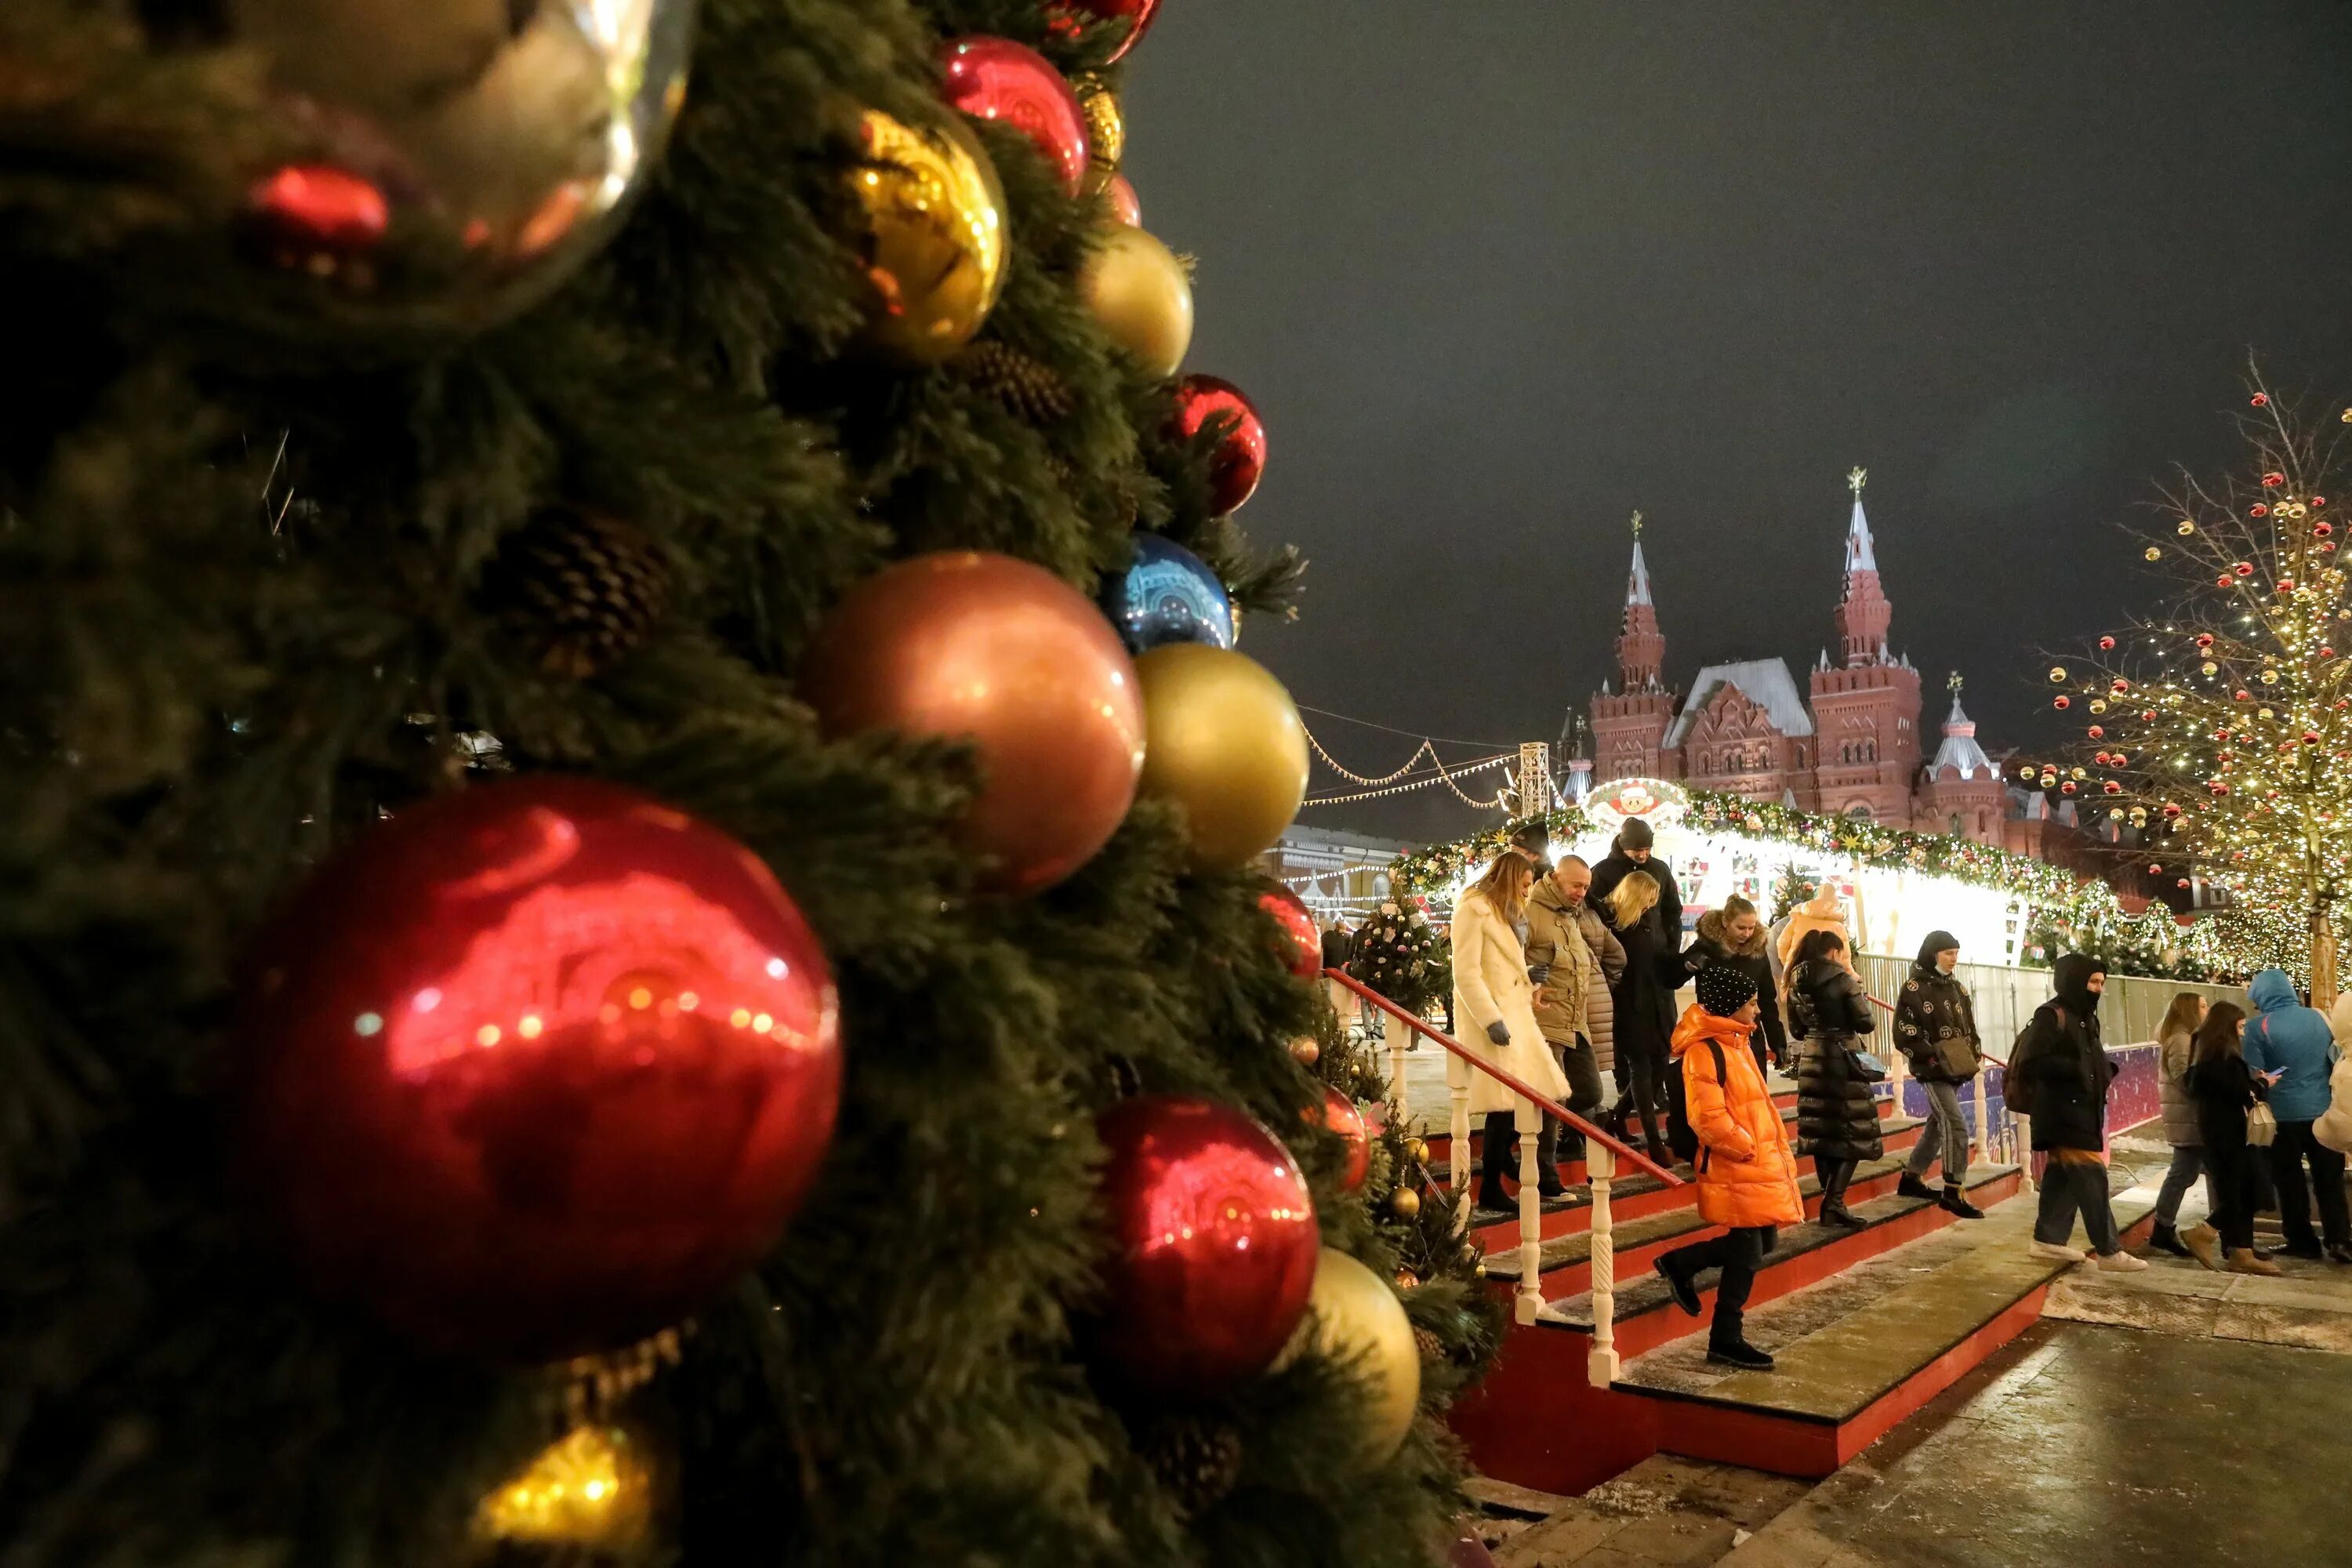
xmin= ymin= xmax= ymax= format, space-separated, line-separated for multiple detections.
xmin=1626 ymin=538 xmax=1653 ymax=606
xmin=1844 ymin=495 xmax=1878 ymax=573
xmin=1929 ymin=690 xmax=1994 ymax=779
xmin=1664 ymin=658 xmax=1815 ymax=746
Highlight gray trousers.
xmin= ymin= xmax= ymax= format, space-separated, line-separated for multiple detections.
xmin=1905 ymin=1078 xmax=1971 ymax=1183
xmin=2152 ymin=1145 xmax=2215 ymax=1227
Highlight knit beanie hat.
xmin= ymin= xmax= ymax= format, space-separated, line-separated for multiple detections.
xmin=1694 ymin=964 xmax=1759 ymax=1018
xmin=1617 ymin=817 xmax=1655 ymax=851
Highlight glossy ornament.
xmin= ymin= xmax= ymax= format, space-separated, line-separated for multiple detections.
xmin=1389 ymin=1186 xmax=1422 ymax=1220
xmin=848 ymin=109 xmax=1008 ymax=361
xmin=1134 ymin=644 xmax=1310 ymax=868
xmin=1290 ymin=1036 xmax=1321 ymax=1067
xmin=474 ymin=1425 xmax=655 ymax=1552
xmin=1079 ymin=79 xmax=1126 ymax=190
xmin=1101 ymin=535 xmax=1236 ymax=655
xmin=802 ymin=552 xmax=1144 ymax=894
xmin=938 ymin=38 xmax=1091 ymax=197
xmin=1172 ymin=376 xmax=1269 ymax=517
xmin=1283 ymin=1248 xmax=1421 ymax=1458
xmin=1081 ymin=225 xmax=1194 ymax=378
xmin=234 ymin=778 xmax=843 ymax=1360
xmin=1103 ymin=172 xmax=1143 ymax=227
xmin=1086 ymin=1095 xmax=1319 ymax=1396
xmin=230 ymin=0 xmax=695 ymax=332
xmin=2048 ymin=666 xmax=2068 ymax=684
xmin=1260 ymin=886 xmax=1322 ymax=979
xmin=1316 ymin=1086 xmax=1370 ymax=1192
xmin=1051 ymin=0 xmax=1163 ymax=62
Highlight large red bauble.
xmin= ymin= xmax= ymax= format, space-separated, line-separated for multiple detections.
xmin=1316 ymin=1086 xmax=1370 ymax=1192
xmin=1171 ymin=375 xmax=1268 ymax=517
xmin=1087 ymin=1095 xmax=1319 ymax=1396
xmin=234 ymin=778 xmax=842 ymax=1361
xmin=1259 ymin=884 xmax=1321 ymax=980
xmin=1051 ymin=0 xmax=1163 ymax=62
xmin=244 ymin=164 xmax=390 ymax=260
xmin=800 ymin=552 xmax=1145 ymax=894
xmin=938 ymin=37 xmax=1091 ymax=197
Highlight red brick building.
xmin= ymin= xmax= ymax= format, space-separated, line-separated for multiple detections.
xmin=1587 ymin=473 xmax=2044 ymax=853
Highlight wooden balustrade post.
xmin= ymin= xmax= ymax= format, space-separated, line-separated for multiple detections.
xmin=2014 ymin=1111 xmax=2034 ymax=1193
xmin=1972 ymin=1069 xmax=1990 ymax=1175
xmin=1586 ymin=1142 xmax=1620 ymax=1386
xmin=1385 ymin=1008 xmax=1408 ymax=1128
xmin=1887 ymin=1040 xmax=1907 ymax=1116
xmin=1449 ymin=1079 xmax=1472 ymax=1233
xmin=1514 ymin=1098 xmax=1543 ymax=1326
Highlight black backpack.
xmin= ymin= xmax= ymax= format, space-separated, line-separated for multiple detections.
xmin=2004 ymin=1004 xmax=2061 ymax=1118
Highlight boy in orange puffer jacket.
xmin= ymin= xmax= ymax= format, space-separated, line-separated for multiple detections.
xmin=1653 ymin=965 xmax=1805 ymax=1370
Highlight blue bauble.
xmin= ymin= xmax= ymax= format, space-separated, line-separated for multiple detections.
xmin=1102 ymin=536 xmax=1236 ymax=654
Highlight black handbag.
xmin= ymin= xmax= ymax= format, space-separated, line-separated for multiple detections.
xmin=1847 ymin=1048 xmax=1889 ymax=1083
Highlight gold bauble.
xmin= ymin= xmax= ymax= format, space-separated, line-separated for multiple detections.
xmin=1134 ymin=644 xmax=1308 ymax=868
xmin=2145 ymin=546 xmax=2163 ymax=561
xmin=1389 ymin=1186 xmax=1422 ymax=1220
xmin=474 ymin=1425 xmax=654 ymax=1552
xmin=1403 ymin=1136 xmax=1429 ymax=1165
xmin=1279 ymin=1248 xmax=1421 ymax=1459
xmin=1080 ymin=224 xmax=1194 ymax=379
xmin=2178 ymin=519 xmax=2198 ymax=535
xmin=2049 ymin=666 xmax=2069 ymax=684
xmin=1290 ymin=1036 xmax=1321 ymax=1066
xmin=1079 ymin=79 xmax=1124 ymax=189
xmin=848 ymin=109 xmax=1007 ymax=362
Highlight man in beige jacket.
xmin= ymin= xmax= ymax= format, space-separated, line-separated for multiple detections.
xmin=1526 ymin=855 xmax=1623 ymax=1161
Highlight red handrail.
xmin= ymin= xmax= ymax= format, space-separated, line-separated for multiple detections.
xmin=1324 ymin=968 xmax=1684 ymax=1186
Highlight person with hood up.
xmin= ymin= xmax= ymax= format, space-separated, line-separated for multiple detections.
xmin=1590 ymin=817 xmax=1684 ymax=943
xmin=1681 ymin=895 xmax=1787 ymax=1074
xmin=1785 ymin=927 xmax=1881 ymax=1227
xmin=1450 ymin=849 xmax=1572 ymax=1211
xmin=1890 ymin=931 xmax=1987 ymax=1220
xmin=2147 ymin=991 xmax=2214 ymax=1258
xmin=1526 ymin=855 xmax=1624 ymax=1164
xmin=1653 ymin=964 xmax=1803 ymax=1372
xmin=2010 ymin=954 xmax=2147 ymax=1270
xmin=2243 ymin=967 xmax=2350 ymax=1263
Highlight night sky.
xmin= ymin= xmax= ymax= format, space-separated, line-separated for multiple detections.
xmin=1123 ymin=2 xmax=2352 ymax=843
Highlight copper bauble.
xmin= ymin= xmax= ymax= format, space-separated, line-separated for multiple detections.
xmin=938 ymin=37 xmax=1091 ymax=196
xmin=1051 ymin=0 xmax=1163 ymax=62
xmin=801 ymin=552 xmax=1144 ymax=893
xmin=1103 ymin=172 xmax=1142 ymax=227
xmin=1171 ymin=375 xmax=1268 ymax=516
xmin=1134 ymin=645 xmax=1308 ymax=868
xmin=1086 ymin=1095 xmax=1319 ymax=1396
xmin=1258 ymin=885 xmax=1321 ymax=979
xmin=234 ymin=778 xmax=842 ymax=1360
xmin=1313 ymin=1086 xmax=1370 ymax=1192
xmin=848 ymin=109 xmax=1008 ymax=361
xmin=228 ymin=0 xmax=695 ymax=331
xmin=1281 ymin=1248 xmax=1421 ymax=1458
xmin=1080 ymin=225 xmax=1193 ymax=379
xmin=1290 ymin=1036 xmax=1321 ymax=1066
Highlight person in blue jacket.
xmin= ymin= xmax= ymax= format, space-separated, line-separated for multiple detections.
xmin=2243 ymin=967 xmax=2351 ymax=1263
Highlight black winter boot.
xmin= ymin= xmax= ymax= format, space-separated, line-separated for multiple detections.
xmin=1817 ymin=1160 xmax=1866 ymax=1229
xmin=1896 ymin=1171 xmax=1936 ymax=1202
xmin=1939 ymin=1185 xmax=1986 ymax=1220
xmin=2149 ymin=1221 xmax=2191 ymax=1258
xmin=1476 ymin=1112 xmax=1513 ymax=1210
xmin=1706 ymin=1338 xmax=1775 ymax=1371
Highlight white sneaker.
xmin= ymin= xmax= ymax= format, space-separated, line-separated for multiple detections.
xmin=2094 ymin=1250 xmax=2151 ymax=1272
xmin=2030 ymin=1240 xmax=2091 ymax=1263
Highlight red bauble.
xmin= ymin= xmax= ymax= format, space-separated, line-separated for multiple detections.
xmin=2252 ymin=392 xmax=2270 ymax=407
xmin=2236 ymin=561 xmax=2255 ymax=576
xmin=938 ymin=37 xmax=1091 ymax=196
xmin=2053 ymin=695 xmax=2071 ymax=710
xmin=802 ymin=552 xmax=1145 ymax=894
xmin=2217 ymin=574 xmax=2237 ymax=588
xmin=1050 ymin=0 xmax=1163 ymax=62
xmin=2318 ymin=521 xmax=2336 ymax=538
xmin=2178 ymin=878 xmax=2191 ymax=888
xmin=1086 ymin=1095 xmax=1319 ymax=1396
xmin=1259 ymin=884 xmax=1321 ymax=980
xmin=2263 ymin=471 xmax=2285 ymax=487
xmin=1171 ymin=376 xmax=1269 ymax=516
xmin=2099 ymin=635 xmax=2116 ymax=650
xmin=234 ymin=778 xmax=842 ymax=1360
xmin=2196 ymin=633 xmax=2215 ymax=648
xmin=2252 ymin=504 xmax=2271 ymax=518
xmin=245 ymin=165 xmax=390 ymax=259
xmin=2088 ymin=725 xmax=2105 ymax=739
xmin=2234 ymin=689 xmax=2252 ymax=702
xmin=1316 ymin=1085 xmax=1370 ymax=1192
xmin=2149 ymin=864 xmax=2165 ymax=875
xmin=2060 ymin=781 xmax=2078 ymax=794
xmin=1103 ymin=172 xmax=1142 ymax=227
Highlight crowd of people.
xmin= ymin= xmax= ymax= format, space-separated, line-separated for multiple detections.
xmin=1409 ymin=814 xmax=2352 ymax=1372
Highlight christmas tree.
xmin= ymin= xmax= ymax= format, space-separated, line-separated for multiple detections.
xmin=1347 ymin=896 xmax=1449 ymax=1014
xmin=1769 ymin=864 xmax=1817 ymax=923
xmin=0 ymin=5 xmax=1493 ymax=1563
xmin=2055 ymin=368 xmax=2352 ymax=1003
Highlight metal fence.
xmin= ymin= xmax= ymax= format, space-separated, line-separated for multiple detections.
xmin=1851 ymin=956 xmax=2241 ymax=1052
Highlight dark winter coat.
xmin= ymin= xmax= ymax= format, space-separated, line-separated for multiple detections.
xmin=1319 ymin=927 xmax=1353 ymax=970
xmin=1681 ymin=910 xmax=1786 ymax=1066
xmin=1786 ymin=957 xmax=1883 ymax=1162
xmin=1608 ymin=908 xmax=1682 ymax=1073
xmin=1891 ymin=967 xmax=1980 ymax=1084
xmin=2186 ymin=1050 xmax=2266 ymax=1152
xmin=1591 ymin=848 xmax=1684 ymax=944
xmin=2011 ymin=957 xmax=2114 ymax=1153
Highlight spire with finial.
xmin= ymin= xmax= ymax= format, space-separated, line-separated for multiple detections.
xmin=1930 ymin=670 xmax=1991 ymax=778
xmin=1616 ymin=509 xmax=1664 ymax=688
xmin=1834 ymin=467 xmax=1891 ymax=663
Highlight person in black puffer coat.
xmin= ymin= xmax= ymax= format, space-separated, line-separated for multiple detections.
xmin=1786 ymin=927 xmax=1882 ymax=1227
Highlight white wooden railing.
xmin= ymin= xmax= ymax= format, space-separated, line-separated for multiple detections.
xmin=1324 ymin=970 xmax=1682 ymax=1382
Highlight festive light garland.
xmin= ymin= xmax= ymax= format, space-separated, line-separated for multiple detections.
xmin=1302 ymin=754 xmax=1512 ymax=808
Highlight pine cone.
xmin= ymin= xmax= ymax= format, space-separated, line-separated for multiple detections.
xmin=482 ymin=508 xmax=670 ymax=680
xmin=1136 ymin=1415 xmax=1243 ymax=1520
xmin=956 ymin=340 xmax=1074 ymax=423
xmin=1414 ymin=1326 xmax=1446 ymax=1363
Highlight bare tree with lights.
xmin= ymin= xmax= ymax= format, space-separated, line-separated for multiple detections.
xmin=2049 ymin=370 xmax=2352 ymax=1005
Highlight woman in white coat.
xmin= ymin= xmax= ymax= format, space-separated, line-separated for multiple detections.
xmin=1452 ymin=849 xmax=1572 ymax=1210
